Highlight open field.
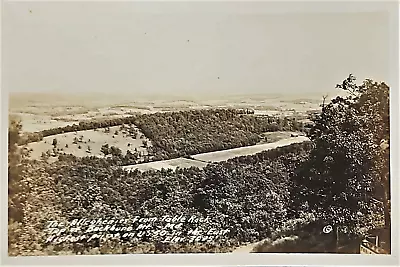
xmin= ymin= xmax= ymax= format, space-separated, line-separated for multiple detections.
xmin=192 ymin=136 xmax=309 ymax=163
xmin=9 ymin=113 xmax=74 ymax=133
xmin=259 ymin=131 xmax=303 ymax=143
xmin=9 ymin=92 xmax=340 ymax=133
xmin=122 ymin=135 xmax=309 ymax=171
xmin=122 ymin=158 xmax=208 ymax=172
xmin=9 ymin=109 xmax=153 ymax=133
xmin=26 ymin=125 xmax=151 ymax=160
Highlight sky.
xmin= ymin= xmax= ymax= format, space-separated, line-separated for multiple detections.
xmin=2 ymin=1 xmax=395 ymax=98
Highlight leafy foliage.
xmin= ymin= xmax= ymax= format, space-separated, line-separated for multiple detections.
xmin=8 ymin=117 xmax=27 ymax=222
xmin=40 ymin=142 xmax=312 ymax=252
xmin=291 ymin=74 xmax=390 ymax=233
xmin=10 ymin=138 xmax=313 ymax=255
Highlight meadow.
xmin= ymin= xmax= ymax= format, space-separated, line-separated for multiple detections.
xmin=26 ymin=125 xmax=151 ymax=161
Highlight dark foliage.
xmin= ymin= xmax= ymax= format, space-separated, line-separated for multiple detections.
xmin=8 ymin=118 xmax=29 ymax=222
xmin=291 ymin=74 xmax=390 ymax=233
xmin=47 ymin=142 xmax=312 ymax=252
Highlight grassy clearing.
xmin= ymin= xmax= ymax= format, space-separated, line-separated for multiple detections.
xmin=259 ymin=131 xmax=303 ymax=143
xmin=192 ymin=136 xmax=309 ymax=163
xmin=122 ymin=158 xmax=208 ymax=172
xmin=27 ymin=125 xmax=151 ymax=160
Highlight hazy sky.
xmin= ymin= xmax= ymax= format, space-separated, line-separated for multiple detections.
xmin=2 ymin=2 xmax=394 ymax=97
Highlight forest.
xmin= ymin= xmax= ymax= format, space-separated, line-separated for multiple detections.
xmin=9 ymin=138 xmax=315 ymax=254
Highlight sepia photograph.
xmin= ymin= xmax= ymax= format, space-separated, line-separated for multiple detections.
xmin=2 ymin=0 xmax=398 ymax=265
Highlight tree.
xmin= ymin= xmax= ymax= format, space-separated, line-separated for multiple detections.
xmin=109 ymin=146 xmax=122 ymax=157
xmin=40 ymin=152 xmax=48 ymax=160
xmin=292 ymin=74 xmax=390 ymax=236
xmin=335 ymin=75 xmax=390 ymax=229
xmin=142 ymin=140 xmax=148 ymax=148
xmin=52 ymin=138 xmax=58 ymax=148
xmin=101 ymin=144 xmax=110 ymax=156
xmin=8 ymin=117 xmax=25 ymax=222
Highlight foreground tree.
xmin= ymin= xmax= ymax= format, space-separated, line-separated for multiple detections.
xmin=292 ymin=74 xmax=390 ymax=235
xmin=8 ymin=117 xmax=25 ymax=222
xmin=349 ymin=77 xmax=390 ymax=228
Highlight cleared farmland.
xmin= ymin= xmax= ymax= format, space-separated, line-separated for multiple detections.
xmin=27 ymin=125 xmax=151 ymax=160
xmin=122 ymin=158 xmax=208 ymax=172
xmin=122 ymin=135 xmax=310 ymax=171
xmin=192 ymin=136 xmax=309 ymax=163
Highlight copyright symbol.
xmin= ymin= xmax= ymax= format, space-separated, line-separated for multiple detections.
xmin=323 ymin=225 xmax=333 ymax=234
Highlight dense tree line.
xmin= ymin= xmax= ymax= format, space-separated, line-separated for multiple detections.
xmin=40 ymin=142 xmax=312 ymax=253
xmin=9 ymin=118 xmax=24 ymax=222
xmin=9 ymin=130 xmax=314 ymax=255
xmin=8 ymin=117 xmax=32 ymax=223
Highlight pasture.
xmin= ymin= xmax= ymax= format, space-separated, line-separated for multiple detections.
xmin=122 ymin=158 xmax=208 ymax=172
xmin=122 ymin=135 xmax=309 ymax=171
xmin=26 ymin=125 xmax=151 ymax=160
xmin=192 ymin=136 xmax=309 ymax=163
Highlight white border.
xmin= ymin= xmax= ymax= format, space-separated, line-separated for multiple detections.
xmin=1 ymin=1 xmax=399 ymax=266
